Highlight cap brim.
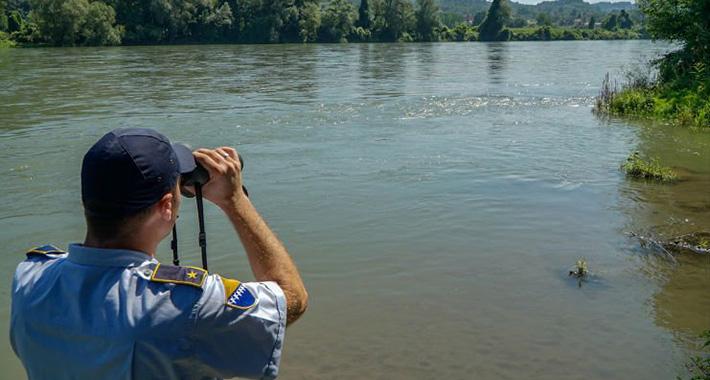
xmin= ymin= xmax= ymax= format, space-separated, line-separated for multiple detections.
xmin=172 ymin=143 xmax=197 ymax=174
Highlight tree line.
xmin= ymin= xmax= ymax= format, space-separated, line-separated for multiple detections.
xmin=0 ymin=0 xmax=644 ymax=46
xmin=0 ymin=0 xmax=441 ymax=45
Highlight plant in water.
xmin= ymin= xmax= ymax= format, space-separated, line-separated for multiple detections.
xmin=568 ymin=258 xmax=589 ymax=287
xmin=622 ymin=152 xmax=677 ymax=182
xmin=680 ymin=330 xmax=710 ymax=380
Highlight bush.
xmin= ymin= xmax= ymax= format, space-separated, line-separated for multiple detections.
xmin=681 ymin=330 xmax=710 ymax=380
xmin=622 ymin=152 xmax=677 ymax=182
xmin=8 ymin=10 xmax=24 ymax=33
xmin=28 ymin=0 xmax=122 ymax=46
xmin=442 ymin=23 xmax=477 ymax=41
xmin=609 ymin=89 xmax=655 ymax=115
xmin=0 ymin=13 xmax=7 ymax=32
xmin=0 ymin=31 xmax=16 ymax=47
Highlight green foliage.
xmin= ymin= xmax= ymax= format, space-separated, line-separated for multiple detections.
xmin=29 ymin=0 xmax=122 ymax=46
xmin=595 ymin=0 xmax=710 ymax=128
xmin=598 ymin=75 xmax=710 ymax=128
xmin=508 ymin=17 xmax=526 ymax=28
xmin=602 ymin=13 xmax=618 ymax=31
xmin=478 ymin=0 xmax=510 ymax=41
xmin=471 ymin=10 xmax=485 ymax=26
xmin=379 ymin=0 xmax=414 ymax=41
xmin=350 ymin=25 xmax=370 ymax=41
xmin=439 ymin=22 xmax=477 ymax=41
xmin=357 ymin=0 xmax=370 ymax=29
xmin=509 ymin=26 xmax=637 ymax=41
xmin=0 ymin=30 xmax=15 ymax=46
xmin=82 ymin=1 xmax=121 ymax=45
xmin=438 ymin=12 xmax=462 ymax=27
xmin=622 ymin=152 xmax=677 ymax=182
xmin=414 ymin=0 xmax=438 ymax=42
xmin=2 ymin=0 xmax=649 ymax=45
xmin=319 ymin=0 xmax=355 ymax=42
xmin=639 ymin=0 xmax=710 ymax=62
xmin=536 ymin=12 xmax=551 ymax=26
xmin=296 ymin=2 xmax=320 ymax=42
xmin=680 ymin=330 xmax=710 ymax=380
xmin=618 ymin=9 xmax=633 ymax=29
xmin=0 ymin=0 xmax=7 ymax=32
xmin=588 ymin=15 xmax=595 ymax=29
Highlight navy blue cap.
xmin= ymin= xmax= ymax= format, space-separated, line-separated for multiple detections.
xmin=81 ymin=128 xmax=195 ymax=217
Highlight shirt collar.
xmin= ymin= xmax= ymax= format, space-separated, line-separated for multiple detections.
xmin=67 ymin=243 xmax=157 ymax=267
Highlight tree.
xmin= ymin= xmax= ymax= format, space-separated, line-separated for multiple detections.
xmin=82 ymin=1 xmax=121 ymax=44
xmin=319 ymin=0 xmax=355 ymax=42
xmin=414 ymin=0 xmax=438 ymax=42
xmin=0 ymin=0 xmax=7 ymax=32
xmin=587 ymin=15 xmax=595 ymax=29
xmin=478 ymin=0 xmax=510 ymax=41
xmin=618 ymin=9 xmax=633 ymax=29
xmin=508 ymin=17 xmax=526 ymax=28
xmin=471 ymin=10 xmax=485 ymax=26
xmin=29 ymin=0 xmax=121 ymax=45
xmin=535 ymin=12 xmax=550 ymax=26
xmin=357 ymin=0 xmax=370 ymax=29
xmin=380 ymin=0 xmax=414 ymax=41
xmin=30 ymin=0 xmax=89 ymax=45
xmin=638 ymin=0 xmax=710 ymax=81
xmin=297 ymin=2 xmax=320 ymax=42
xmin=602 ymin=13 xmax=618 ymax=31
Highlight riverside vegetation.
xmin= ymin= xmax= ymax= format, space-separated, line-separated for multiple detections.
xmin=0 ymin=0 xmax=644 ymax=46
xmin=594 ymin=0 xmax=710 ymax=129
xmin=622 ymin=152 xmax=677 ymax=183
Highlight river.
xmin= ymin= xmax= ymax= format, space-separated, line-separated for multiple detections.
xmin=1 ymin=41 xmax=709 ymax=379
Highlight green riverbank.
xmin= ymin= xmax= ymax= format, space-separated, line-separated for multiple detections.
xmin=594 ymin=0 xmax=709 ymax=129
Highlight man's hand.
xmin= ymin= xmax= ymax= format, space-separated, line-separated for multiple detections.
xmin=192 ymin=147 xmax=247 ymax=211
xmin=194 ymin=147 xmax=308 ymax=325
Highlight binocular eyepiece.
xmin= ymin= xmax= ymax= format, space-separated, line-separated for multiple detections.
xmin=175 ymin=143 xmax=246 ymax=198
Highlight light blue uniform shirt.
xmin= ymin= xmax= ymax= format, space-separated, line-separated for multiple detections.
xmin=10 ymin=244 xmax=287 ymax=380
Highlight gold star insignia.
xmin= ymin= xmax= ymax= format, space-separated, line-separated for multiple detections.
xmin=187 ymin=271 xmax=198 ymax=279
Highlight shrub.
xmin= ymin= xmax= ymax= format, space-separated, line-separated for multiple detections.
xmin=622 ymin=152 xmax=677 ymax=182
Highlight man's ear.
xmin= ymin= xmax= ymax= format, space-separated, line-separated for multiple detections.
xmin=157 ymin=192 xmax=174 ymax=222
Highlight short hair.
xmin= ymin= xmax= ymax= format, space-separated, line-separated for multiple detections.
xmin=84 ymin=200 xmax=154 ymax=242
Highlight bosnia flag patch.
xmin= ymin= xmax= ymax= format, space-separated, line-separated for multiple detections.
xmin=221 ymin=277 xmax=257 ymax=310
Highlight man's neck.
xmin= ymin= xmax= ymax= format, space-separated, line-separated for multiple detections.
xmin=83 ymin=235 xmax=156 ymax=257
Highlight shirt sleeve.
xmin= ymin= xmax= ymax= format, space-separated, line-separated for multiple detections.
xmin=189 ymin=274 xmax=287 ymax=380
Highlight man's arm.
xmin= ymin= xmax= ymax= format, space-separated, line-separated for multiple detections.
xmin=193 ymin=147 xmax=308 ymax=325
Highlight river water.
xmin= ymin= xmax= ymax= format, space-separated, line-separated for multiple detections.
xmin=1 ymin=41 xmax=709 ymax=379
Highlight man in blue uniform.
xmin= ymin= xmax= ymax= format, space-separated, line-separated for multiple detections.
xmin=10 ymin=128 xmax=308 ymax=379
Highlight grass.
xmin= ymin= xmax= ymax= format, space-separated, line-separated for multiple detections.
xmin=680 ymin=330 xmax=710 ymax=380
xmin=595 ymin=63 xmax=710 ymax=129
xmin=0 ymin=31 xmax=16 ymax=48
xmin=622 ymin=152 xmax=677 ymax=182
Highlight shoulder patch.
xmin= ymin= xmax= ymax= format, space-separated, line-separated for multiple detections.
xmin=26 ymin=244 xmax=66 ymax=257
xmin=221 ymin=277 xmax=257 ymax=310
xmin=149 ymin=263 xmax=207 ymax=288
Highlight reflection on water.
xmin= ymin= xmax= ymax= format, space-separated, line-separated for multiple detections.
xmin=0 ymin=41 xmax=706 ymax=379
xmin=486 ymin=43 xmax=509 ymax=86
xmin=619 ymin=119 xmax=710 ymax=349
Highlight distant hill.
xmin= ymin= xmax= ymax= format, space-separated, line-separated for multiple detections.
xmin=439 ymin=0 xmax=638 ymax=22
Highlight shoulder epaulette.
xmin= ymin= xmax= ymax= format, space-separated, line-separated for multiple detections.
xmin=26 ymin=244 xmax=66 ymax=257
xmin=149 ymin=263 xmax=207 ymax=288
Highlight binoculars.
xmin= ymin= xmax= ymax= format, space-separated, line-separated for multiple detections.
xmin=179 ymin=150 xmax=247 ymax=198
xmin=171 ymin=145 xmax=248 ymax=270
